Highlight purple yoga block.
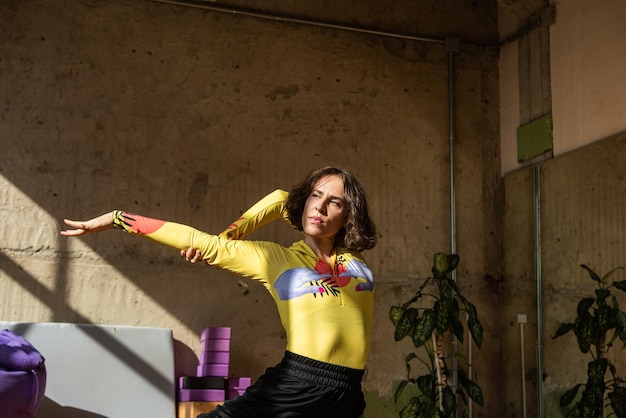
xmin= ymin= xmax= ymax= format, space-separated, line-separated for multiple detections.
xmin=197 ymin=363 xmax=229 ymax=377
xmin=200 ymin=327 xmax=231 ymax=341
xmin=178 ymin=389 xmax=225 ymax=402
xmin=201 ymin=338 xmax=230 ymax=352
xmin=200 ymin=350 xmax=230 ymax=365
xmin=228 ymin=377 xmax=251 ymax=390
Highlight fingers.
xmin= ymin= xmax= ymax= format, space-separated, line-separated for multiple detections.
xmin=181 ymin=247 xmax=203 ymax=263
xmin=63 ymin=219 xmax=82 ymax=228
xmin=60 ymin=212 xmax=114 ymax=236
xmin=182 ymin=247 xmax=194 ymax=262
xmin=60 ymin=219 xmax=87 ymax=236
xmin=60 ymin=229 xmax=85 ymax=237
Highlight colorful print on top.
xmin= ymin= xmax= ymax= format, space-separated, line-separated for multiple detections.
xmin=275 ymin=257 xmax=373 ymax=300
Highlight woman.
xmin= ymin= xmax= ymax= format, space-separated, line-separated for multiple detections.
xmin=61 ymin=166 xmax=377 ymax=418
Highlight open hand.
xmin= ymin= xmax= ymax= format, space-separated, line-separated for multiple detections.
xmin=60 ymin=212 xmax=115 ymax=237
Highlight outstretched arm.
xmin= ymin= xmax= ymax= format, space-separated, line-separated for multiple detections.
xmin=64 ymin=210 xmax=217 ymax=256
xmin=61 ymin=190 xmax=289 ymax=265
xmin=62 ymin=210 xmax=281 ymax=282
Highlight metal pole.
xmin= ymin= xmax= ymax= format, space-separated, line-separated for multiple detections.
xmin=446 ymin=36 xmax=460 ymax=416
xmin=534 ymin=165 xmax=544 ymax=418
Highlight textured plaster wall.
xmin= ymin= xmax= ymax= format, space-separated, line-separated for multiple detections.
xmin=0 ymin=0 xmax=501 ymax=416
xmin=540 ymin=132 xmax=626 ymax=417
xmin=499 ymin=0 xmax=626 ymax=416
xmin=502 ymin=131 xmax=626 ymax=418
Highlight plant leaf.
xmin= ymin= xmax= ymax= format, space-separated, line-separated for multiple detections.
xmin=456 ymin=386 xmax=468 ymax=409
xmin=457 ymin=366 xmax=469 ymax=385
xmin=611 ymin=295 xmax=620 ymax=310
xmin=442 ymin=386 xmax=457 ymax=417
xmin=560 ymin=383 xmax=583 ymax=407
xmin=616 ymin=311 xmax=626 ymax=343
xmin=395 ymin=308 xmax=419 ymax=341
xmin=566 ymin=403 xmax=583 ymax=418
xmin=587 ymin=358 xmax=608 ymax=386
xmin=390 ymin=306 xmax=405 ymax=326
xmin=436 ymin=285 xmax=454 ymax=334
xmin=596 ymin=288 xmax=610 ymax=304
xmin=601 ymin=266 xmax=624 ymax=284
xmin=576 ymin=360 xmax=607 ymax=418
xmin=457 ymin=367 xmax=484 ymax=406
xmin=399 ymin=396 xmax=421 ymax=418
xmin=433 ymin=253 xmax=450 ymax=276
xmin=413 ymin=309 xmax=436 ymax=348
xmin=432 ymin=253 xmax=459 ymax=278
xmin=464 ymin=378 xmax=484 ymax=407
xmin=596 ymin=303 xmax=611 ymax=335
xmin=576 ymin=298 xmax=595 ymax=316
xmin=404 ymin=352 xmax=417 ymax=378
xmin=582 ymin=402 xmax=601 ymax=418
xmin=574 ymin=311 xmax=595 ymax=353
xmin=553 ymin=323 xmax=575 ymax=339
xmin=447 ymin=254 xmax=460 ymax=272
xmin=581 ymin=264 xmax=602 ymax=283
xmin=464 ymin=300 xmax=484 ymax=348
xmin=405 ymin=352 xmax=418 ymax=363
xmin=450 ymin=314 xmax=465 ymax=343
xmin=416 ymin=374 xmax=435 ymax=399
xmin=394 ymin=379 xmax=410 ymax=402
xmin=608 ymin=386 xmax=626 ymax=418
xmin=613 ymin=280 xmax=626 ymax=292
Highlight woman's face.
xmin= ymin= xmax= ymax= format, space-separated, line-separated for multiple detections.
xmin=301 ymin=174 xmax=347 ymax=242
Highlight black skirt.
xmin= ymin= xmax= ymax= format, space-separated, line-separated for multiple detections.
xmin=198 ymin=351 xmax=366 ymax=418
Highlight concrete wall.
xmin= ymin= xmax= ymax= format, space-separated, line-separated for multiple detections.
xmin=499 ymin=0 xmax=626 ymax=417
xmin=0 ymin=0 xmax=501 ymax=416
xmin=502 ymin=130 xmax=626 ymax=418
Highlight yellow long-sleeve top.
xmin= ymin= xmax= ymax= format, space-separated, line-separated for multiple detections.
xmin=112 ymin=191 xmax=374 ymax=370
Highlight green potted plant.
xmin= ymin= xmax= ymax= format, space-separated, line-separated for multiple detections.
xmin=389 ymin=253 xmax=484 ymax=418
xmin=552 ymin=264 xmax=626 ymax=418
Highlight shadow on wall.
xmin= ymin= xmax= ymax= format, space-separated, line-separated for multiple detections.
xmin=39 ymin=397 xmax=108 ymax=418
xmin=0 ymin=253 xmax=174 ymax=398
xmin=174 ymin=338 xmax=200 ymax=377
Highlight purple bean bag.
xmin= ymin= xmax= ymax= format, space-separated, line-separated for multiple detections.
xmin=0 ymin=329 xmax=47 ymax=417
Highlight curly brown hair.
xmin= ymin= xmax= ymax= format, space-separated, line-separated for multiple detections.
xmin=284 ymin=167 xmax=377 ymax=252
